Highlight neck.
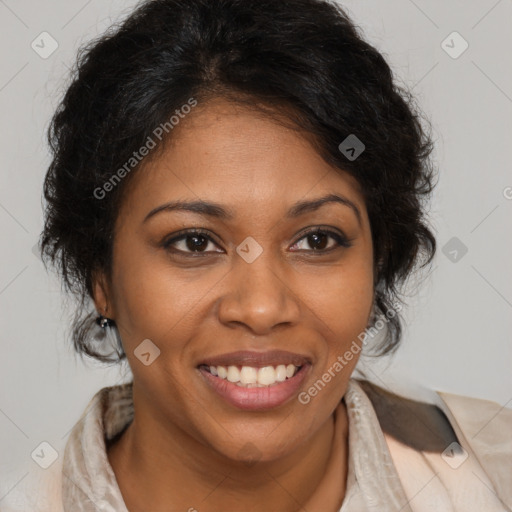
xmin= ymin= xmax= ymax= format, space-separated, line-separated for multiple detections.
xmin=108 ymin=396 xmax=348 ymax=512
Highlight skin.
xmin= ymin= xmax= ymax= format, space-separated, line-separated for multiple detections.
xmin=94 ymin=98 xmax=375 ymax=511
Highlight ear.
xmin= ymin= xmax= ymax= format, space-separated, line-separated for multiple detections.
xmin=91 ymin=269 xmax=114 ymax=317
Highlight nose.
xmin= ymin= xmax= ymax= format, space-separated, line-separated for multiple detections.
xmin=217 ymin=254 xmax=301 ymax=336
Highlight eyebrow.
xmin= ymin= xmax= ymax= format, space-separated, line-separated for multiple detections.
xmin=143 ymin=193 xmax=361 ymax=225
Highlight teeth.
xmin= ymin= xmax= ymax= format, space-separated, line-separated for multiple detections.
xmin=275 ymin=364 xmax=287 ymax=382
xmin=240 ymin=366 xmax=258 ymax=384
xmin=206 ymin=364 xmax=301 ymax=387
xmin=227 ymin=366 xmax=240 ymax=383
xmin=257 ymin=366 xmax=276 ymax=386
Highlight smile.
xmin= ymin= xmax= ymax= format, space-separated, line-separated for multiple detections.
xmin=197 ymin=350 xmax=311 ymax=410
xmin=201 ymin=363 xmax=301 ymax=387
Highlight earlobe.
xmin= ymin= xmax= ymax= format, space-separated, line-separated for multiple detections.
xmin=91 ymin=269 xmax=112 ymax=316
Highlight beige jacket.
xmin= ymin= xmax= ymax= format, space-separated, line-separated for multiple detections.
xmin=1 ymin=379 xmax=511 ymax=511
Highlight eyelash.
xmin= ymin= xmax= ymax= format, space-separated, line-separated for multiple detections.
xmin=161 ymin=227 xmax=353 ymax=257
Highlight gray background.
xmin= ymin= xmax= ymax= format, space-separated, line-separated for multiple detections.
xmin=1 ymin=0 xmax=511 ymax=489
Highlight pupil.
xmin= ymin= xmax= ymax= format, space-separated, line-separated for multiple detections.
xmin=309 ymin=232 xmax=327 ymax=250
xmin=187 ymin=235 xmax=208 ymax=252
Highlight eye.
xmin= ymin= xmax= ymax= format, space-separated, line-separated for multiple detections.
xmin=290 ymin=228 xmax=352 ymax=253
xmin=162 ymin=226 xmax=352 ymax=257
xmin=162 ymin=229 xmax=223 ymax=255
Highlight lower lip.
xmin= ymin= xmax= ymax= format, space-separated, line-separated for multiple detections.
xmin=198 ymin=365 xmax=310 ymax=411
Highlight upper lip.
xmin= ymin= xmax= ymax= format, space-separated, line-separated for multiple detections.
xmin=199 ymin=350 xmax=311 ymax=368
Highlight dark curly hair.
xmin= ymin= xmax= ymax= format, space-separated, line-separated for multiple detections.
xmin=39 ymin=0 xmax=437 ymax=363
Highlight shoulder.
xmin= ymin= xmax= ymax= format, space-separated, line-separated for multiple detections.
xmin=357 ymin=378 xmax=512 ymax=508
xmin=0 ymin=382 xmax=132 ymax=512
xmin=0 ymin=455 xmax=64 ymax=512
xmin=436 ymin=388 xmax=512 ymax=441
xmin=435 ymin=388 xmax=512 ymax=506
xmin=357 ymin=378 xmax=512 ymax=445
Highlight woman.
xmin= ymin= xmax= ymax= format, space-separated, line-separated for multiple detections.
xmin=2 ymin=0 xmax=510 ymax=510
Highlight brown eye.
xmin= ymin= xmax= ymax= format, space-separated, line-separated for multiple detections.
xmin=184 ymin=233 xmax=210 ymax=252
xmin=162 ymin=230 xmax=223 ymax=255
xmin=306 ymin=232 xmax=329 ymax=250
xmin=290 ymin=228 xmax=352 ymax=253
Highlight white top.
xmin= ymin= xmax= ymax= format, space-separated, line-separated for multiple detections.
xmin=1 ymin=378 xmax=510 ymax=511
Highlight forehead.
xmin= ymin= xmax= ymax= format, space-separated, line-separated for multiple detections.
xmin=118 ymin=98 xmax=364 ymax=220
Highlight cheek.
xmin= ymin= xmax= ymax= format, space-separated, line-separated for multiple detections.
xmin=306 ymin=254 xmax=374 ymax=334
xmin=295 ymin=266 xmax=373 ymax=419
xmin=108 ymin=237 xmax=183 ymax=345
xmin=110 ymin=243 xmax=226 ymax=366
xmin=302 ymin=249 xmax=374 ymax=377
xmin=328 ymin=278 xmax=373 ymax=336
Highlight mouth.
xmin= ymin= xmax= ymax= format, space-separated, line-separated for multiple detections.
xmin=199 ymin=362 xmax=302 ymax=387
xmin=197 ymin=350 xmax=311 ymax=410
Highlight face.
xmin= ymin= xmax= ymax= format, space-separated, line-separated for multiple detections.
xmin=94 ymin=98 xmax=375 ymax=464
